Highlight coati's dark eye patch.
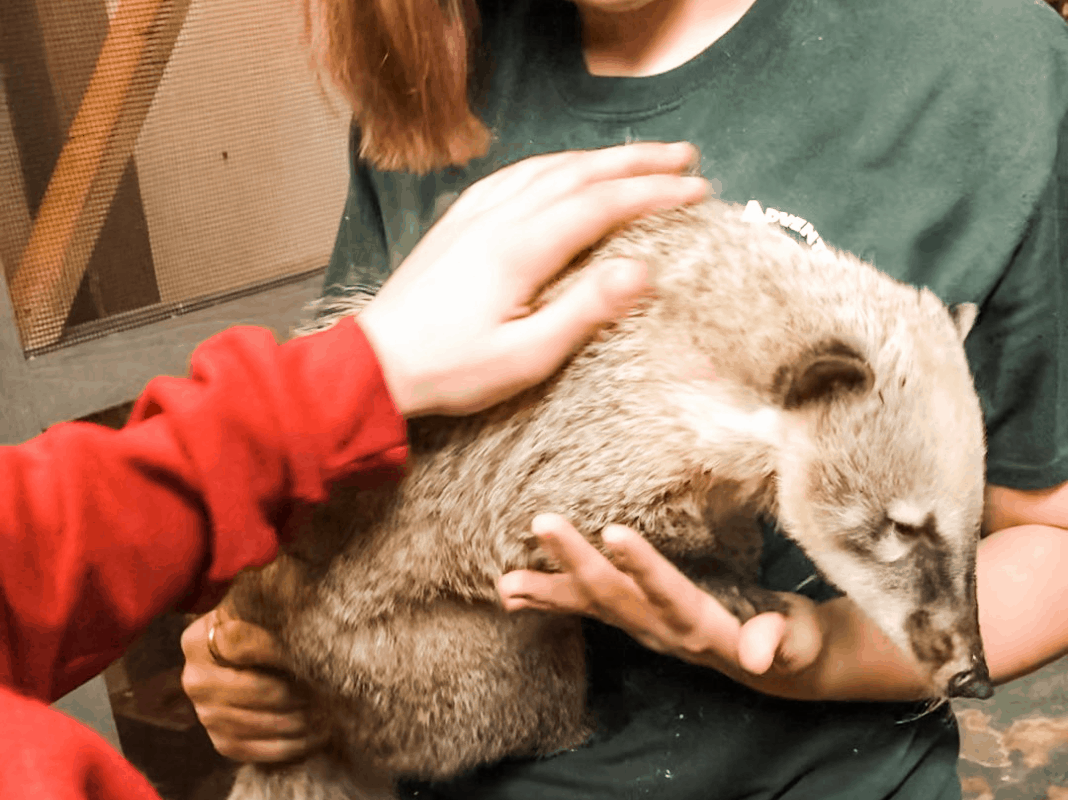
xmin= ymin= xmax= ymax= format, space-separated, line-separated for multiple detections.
xmin=887 ymin=512 xmax=940 ymax=545
xmin=841 ymin=517 xmax=900 ymax=560
xmin=893 ymin=521 xmax=923 ymax=538
xmin=839 ymin=518 xmax=908 ymax=564
xmin=849 ymin=511 xmax=943 ymax=565
xmin=840 ymin=510 xmax=940 ymax=562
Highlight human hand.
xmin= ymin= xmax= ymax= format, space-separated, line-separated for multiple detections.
xmin=358 ymin=142 xmax=708 ymax=417
xmin=180 ymin=609 xmax=326 ymax=762
xmin=497 ymin=514 xmax=829 ymax=694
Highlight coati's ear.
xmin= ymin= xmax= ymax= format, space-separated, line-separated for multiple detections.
xmin=948 ymin=302 xmax=978 ymax=342
xmin=775 ymin=338 xmax=874 ymax=410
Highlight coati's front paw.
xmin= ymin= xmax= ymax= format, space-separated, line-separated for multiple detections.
xmin=680 ymin=564 xmax=790 ymax=623
xmin=719 ymin=582 xmax=790 ymax=622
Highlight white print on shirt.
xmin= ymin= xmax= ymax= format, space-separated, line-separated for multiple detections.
xmin=741 ymin=199 xmax=829 ymax=254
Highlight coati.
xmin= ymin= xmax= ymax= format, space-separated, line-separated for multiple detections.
xmin=224 ymin=197 xmax=991 ymax=800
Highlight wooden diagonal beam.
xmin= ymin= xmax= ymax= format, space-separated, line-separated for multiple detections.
xmin=10 ymin=0 xmax=191 ymax=351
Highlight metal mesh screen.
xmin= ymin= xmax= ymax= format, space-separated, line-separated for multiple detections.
xmin=1 ymin=0 xmax=350 ymax=355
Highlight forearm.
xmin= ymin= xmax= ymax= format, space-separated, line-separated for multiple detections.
xmin=0 ymin=320 xmax=407 ymax=701
xmin=975 ymin=522 xmax=1068 ymax=683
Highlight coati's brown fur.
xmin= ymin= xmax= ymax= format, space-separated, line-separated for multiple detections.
xmin=224 ymin=198 xmax=990 ymax=800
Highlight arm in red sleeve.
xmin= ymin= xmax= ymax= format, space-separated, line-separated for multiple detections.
xmin=0 ymin=317 xmax=407 ymax=702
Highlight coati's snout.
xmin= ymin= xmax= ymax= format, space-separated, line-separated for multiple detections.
xmin=770 ymin=316 xmax=990 ymax=700
xmin=782 ymin=503 xmax=992 ymax=697
xmin=906 ymin=606 xmax=992 ymax=699
xmin=948 ymin=668 xmax=994 ymax=700
xmin=789 ymin=497 xmax=992 ymax=699
xmin=897 ymin=520 xmax=992 ymax=698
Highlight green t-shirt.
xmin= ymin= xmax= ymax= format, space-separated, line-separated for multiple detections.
xmin=321 ymin=0 xmax=1068 ymax=796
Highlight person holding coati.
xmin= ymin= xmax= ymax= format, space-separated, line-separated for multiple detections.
xmin=181 ymin=0 xmax=1068 ymax=797
xmin=0 ymin=146 xmax=705 ymax=799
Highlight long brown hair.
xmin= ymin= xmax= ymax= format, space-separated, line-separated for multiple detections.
xmin=303 ymin=0 xmax=492 ymax=173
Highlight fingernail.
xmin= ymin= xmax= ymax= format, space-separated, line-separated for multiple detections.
xmin=601 ymin=526 xmax=634 ymax=556
xmin=498 ymin=573 xmax=521 ymax=594
xmin=598 ymin=260 xmax=648 ymax=302
xmin=682 ymin=176 xmax=710 ymax=195
xmin=671 ymin=142 xmax=701 ymax=172
xmin=531 ymin=513 xmax=551 ymax=532
xmin=531 ymin=513 xmax=562 ymax=537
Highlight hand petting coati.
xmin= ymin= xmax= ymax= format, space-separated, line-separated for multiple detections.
xmin=223 ymin=197 xmax=991 ymax=800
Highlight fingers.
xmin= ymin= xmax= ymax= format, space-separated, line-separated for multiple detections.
xmin=531 ymin=513 xmax=617 ymax=581
xmin=181 ymin=615 xmax=309 ymax=711
xmin=599 ymin=524 xmax=745 ymax=657
xmin=497 ymin=570 xmax=585 ymax=613
xmin=490 ymin=259 xmax=648 ymax=405
xmin=498 ymin=514 xmax=831 ymax=697
xmin=181 ymin=610 xmax=292 ymax=673
xmin=180 ymin=611 xmax=326 ymax=763
xmin=528 ymin=514 xmax=631 ymax=616
xmin=355 ymin=143 xmax=709 ymax=419
xmin=497 ymin=514 xmax=638 ymax=618
xmin=513 ymin=142 xmax=702 ymax=213
xmin=201 ymin=706 xmax=328 ymax=763
xmin=736 ymin=613 xmax=787 ymax=675
xmin=499 ymin=516 xmax=724 ymax=659
xmin=512 ymin=173 xmax=708 ymax=289
xmin=767 ymin=595 xmax=825 ymax=674
xmin=565 ymin=172 xmax=709 ymax=231
xmin=198 ymin=704 xmax=310 ymax=743
xmin=735 ymin=595 xmax=825 ymax=678
xmin=599 ymin=525 xmax=700 ymax=612
xmin=183 ymin=659 xmax=309 ymax=712
xmin=212 ymin=735 xmax=321 ymax=765
xmin=560 ymin=141 xmax=701 ymax=186
xmin=466 ymin=142 xmax=700 ymax=213
xmin=210 ymin=614 xmax=293 ymax=672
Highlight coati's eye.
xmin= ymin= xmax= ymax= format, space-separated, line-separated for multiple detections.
xmin=884 ymin=503 xmax=939 ymax=545
xmin=843 ymin=509 xmax=937 ymax=564
xmin=871 ymin=522 xmax=914 ymax=563
xmin=866 ymin=511 xmax=940 ymax=563
xmin=888 ymin=512 xmax=938 ymax=545
xmin=893 ymin=521 xmax=924 ymax=539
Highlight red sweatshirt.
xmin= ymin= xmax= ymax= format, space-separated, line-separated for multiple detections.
xmin=0 ymin=317 xmax=408 ymax=799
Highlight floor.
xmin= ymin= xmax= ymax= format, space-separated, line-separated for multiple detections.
xmin=955 ymin=657 xmax=1068 ymax=800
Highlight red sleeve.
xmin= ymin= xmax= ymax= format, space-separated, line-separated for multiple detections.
xmin=0 ymin=317 xmax=407 ymax=702
xmin=0 ymin=684 xmax=161 ymax=800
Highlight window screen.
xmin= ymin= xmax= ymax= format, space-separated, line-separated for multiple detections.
xmin=1 ymin=0 xmax=350 ymax=356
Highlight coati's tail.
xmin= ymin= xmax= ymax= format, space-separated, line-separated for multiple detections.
xmin=227 ymin=754 xmax=396 ymax=800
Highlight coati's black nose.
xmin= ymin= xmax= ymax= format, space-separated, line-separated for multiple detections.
xmin=947 ymin=669 xmax=994 ymax=699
